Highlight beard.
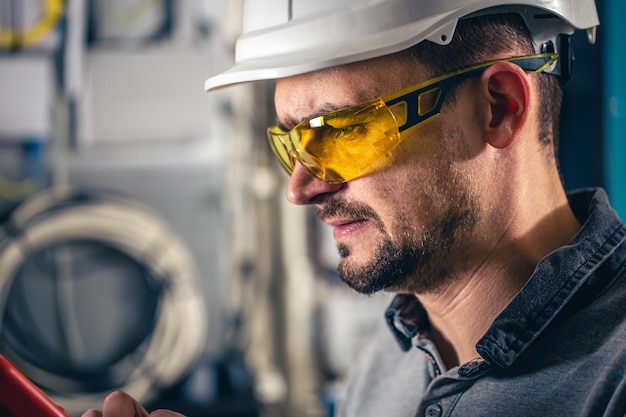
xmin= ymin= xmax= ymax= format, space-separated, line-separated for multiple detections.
xmin=318 ymin=127 xmax=478 ymax=295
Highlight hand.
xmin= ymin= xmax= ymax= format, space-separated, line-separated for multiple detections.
xmin=81 ymin=391 xmax=185 ymax=417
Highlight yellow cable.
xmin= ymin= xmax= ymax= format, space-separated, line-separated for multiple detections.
xmin=0 ymin=0 xmax=64 ymax=49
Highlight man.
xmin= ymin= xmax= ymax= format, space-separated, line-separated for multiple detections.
xmin=84 ymin=0 xmax=626 ymax=416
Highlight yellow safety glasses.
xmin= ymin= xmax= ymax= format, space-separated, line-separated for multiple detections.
xmin=267 ymin=53 xmax=558 ymax=184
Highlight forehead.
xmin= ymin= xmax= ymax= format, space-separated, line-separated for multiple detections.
xmin=274 ymin=55 xmax=420 ymax=128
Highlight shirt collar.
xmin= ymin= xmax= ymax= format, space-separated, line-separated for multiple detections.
xmin=385 ymin=293 xmax=429 ymax=351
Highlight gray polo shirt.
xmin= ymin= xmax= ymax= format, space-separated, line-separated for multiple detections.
xmin=336 ymin=188 xmax=626 ymax=417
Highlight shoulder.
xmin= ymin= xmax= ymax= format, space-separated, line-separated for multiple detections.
xmin=335 ymin=321 xmax=429 ymax=417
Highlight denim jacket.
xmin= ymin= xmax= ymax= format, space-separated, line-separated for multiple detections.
xmin=337 ymin=188 xmax=626 ymax=417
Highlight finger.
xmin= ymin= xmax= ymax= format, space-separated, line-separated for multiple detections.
xmin=81 ymin=410 xmax=102 ymax=417
xmin=102 ymin=391 xmax=149 ymax=417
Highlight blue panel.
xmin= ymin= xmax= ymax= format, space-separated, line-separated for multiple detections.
xmin=559 ymin=24 xmax=603 ymax=193
xmin=604 ymin=0 xmax=626 ymax=219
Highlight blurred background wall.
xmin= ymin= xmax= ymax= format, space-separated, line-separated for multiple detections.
xmin=0 ymin=1 xmax=622 ymax=417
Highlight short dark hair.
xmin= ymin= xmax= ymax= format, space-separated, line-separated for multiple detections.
xmin=400 ymin=13 xmax=562 ymax=152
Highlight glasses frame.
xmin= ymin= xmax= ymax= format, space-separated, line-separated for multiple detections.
xmin=268 ymin=53 xmax=559 ymax=183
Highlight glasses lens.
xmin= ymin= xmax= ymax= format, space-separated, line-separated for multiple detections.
xmin=267 ymin=127 xmax=296 ymax=174
xmin=267 ymin=99 xmax=401 ymax=183
xmin=291 ymin=99 xmax=401 ymax=183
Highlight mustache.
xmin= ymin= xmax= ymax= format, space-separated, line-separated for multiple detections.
xmin=316 ymin=198 xmax=385 ymax=232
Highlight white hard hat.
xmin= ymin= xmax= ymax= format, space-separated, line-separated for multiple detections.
xmin=205 ymin=0 xmax=599 ymax=91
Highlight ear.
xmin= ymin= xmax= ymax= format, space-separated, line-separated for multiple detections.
xmin=479 ymin=61 xmax=532 ymax=149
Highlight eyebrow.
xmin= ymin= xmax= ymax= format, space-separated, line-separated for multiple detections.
xmin=276 ymin=102 xmax=353 ymax=130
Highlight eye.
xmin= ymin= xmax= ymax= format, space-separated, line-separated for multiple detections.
xmin=326 ymin=124 xmax=366 ymax=140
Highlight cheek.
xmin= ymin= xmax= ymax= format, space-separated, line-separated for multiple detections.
xmin=358 ymin=163 xmax=436 ymax=237
xmin=364 ymin=148 xmax=470 ymax=233
xmin=348 ymin=118 xmax=472 ymax=234
xmin=374 ymin=121 xmax=447 ymax=194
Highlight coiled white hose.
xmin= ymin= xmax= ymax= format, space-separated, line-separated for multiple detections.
xmin=0 ymin=186 xmax=207 ymax=415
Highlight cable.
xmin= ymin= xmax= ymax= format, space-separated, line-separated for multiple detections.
xmin=0 ymin=0 xmax=64 ymax=49
xmin=0 ymin=186 xmax=207 ymax=415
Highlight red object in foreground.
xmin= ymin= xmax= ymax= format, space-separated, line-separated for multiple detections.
xmin=0 ymin=354 xmax=70 ymax=417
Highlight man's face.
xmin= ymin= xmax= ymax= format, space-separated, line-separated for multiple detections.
xmin=274 ymin=58 xmax=481 ymax=295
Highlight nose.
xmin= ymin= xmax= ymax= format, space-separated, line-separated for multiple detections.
xmin=286 ymin=162 xmax=343 ymax=205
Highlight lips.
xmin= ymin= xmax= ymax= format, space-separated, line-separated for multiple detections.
xmin=317 ymin=198 xmax=380 ymax=241
xmin=325 ymin=218 xmax=370 ymax=239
